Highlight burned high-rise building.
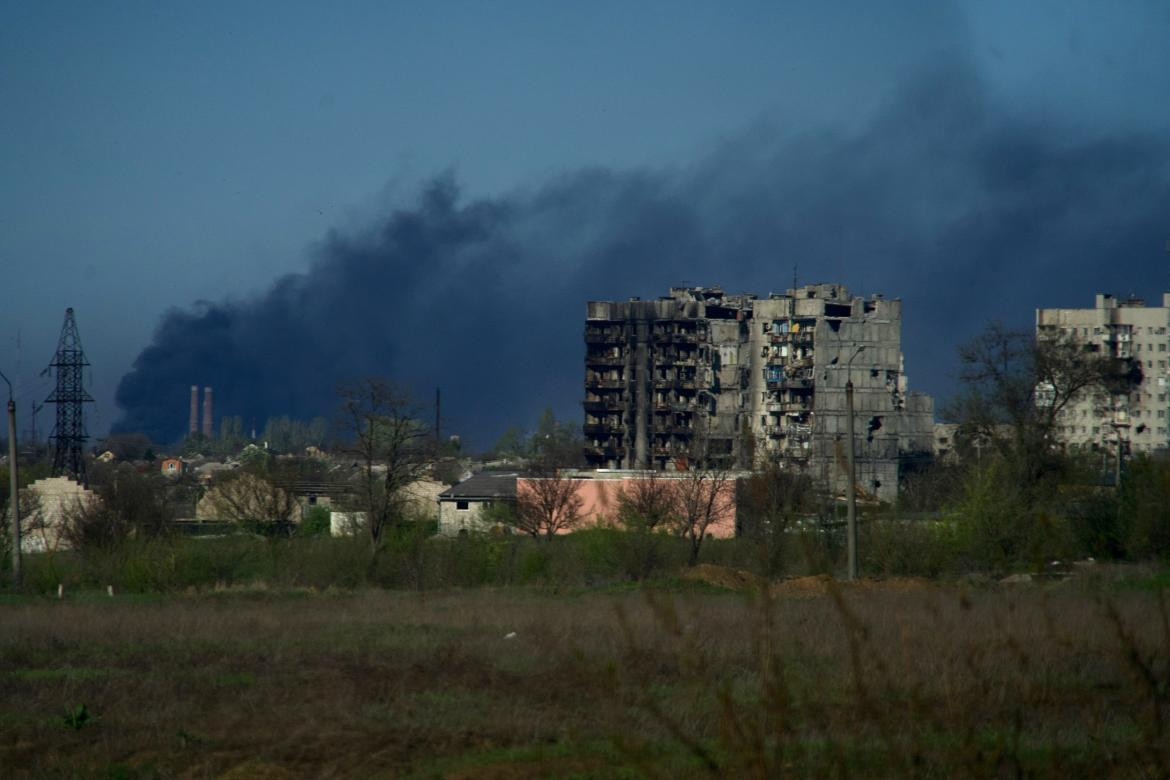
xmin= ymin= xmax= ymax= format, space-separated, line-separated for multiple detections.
xmin=583 ymin=284 xmax=933 ymax=502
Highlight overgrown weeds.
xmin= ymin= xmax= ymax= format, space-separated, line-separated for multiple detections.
xmin=0 ymin=579 xmax=1166 ymax=776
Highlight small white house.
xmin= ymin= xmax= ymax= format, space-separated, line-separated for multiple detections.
xmin=436 ymin=471 xmax=518 ymax=536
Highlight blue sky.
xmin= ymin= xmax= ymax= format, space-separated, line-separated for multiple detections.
xmin=2 ymin=1 xmax=1169 ymax=444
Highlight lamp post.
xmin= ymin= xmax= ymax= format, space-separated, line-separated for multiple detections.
xmin=845 ymin=346 xmax=865 ymax=581
xmin=0 ymin=370 xmax=18 ymax=587
xmin=1110 ymin=420 xmax=1130 ymax=491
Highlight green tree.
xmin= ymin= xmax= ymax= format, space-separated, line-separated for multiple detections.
xmin=1119 ymin=456 xmax=1170 ymax=560
xmin=491 ymin=426 xmax=530 ymax=459
xmin=532 ymin=407 xmax=585 ymax=468
xmin=948 ymin=323 xmax=1117 ymax=491
xmin=942 ymin=324 xmax=1124 ymax=570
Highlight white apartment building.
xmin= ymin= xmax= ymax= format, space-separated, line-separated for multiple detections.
xmin=1036 ymin=293 xmax=1170 ymax=454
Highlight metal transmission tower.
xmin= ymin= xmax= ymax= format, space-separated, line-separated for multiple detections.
xmin=45 ymin=308 xmax=93 ymax=482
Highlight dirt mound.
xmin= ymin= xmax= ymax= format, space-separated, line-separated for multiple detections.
xmin=859 ymin=576 xmax=934 ymax=592
xmin=682 ymin=567 xmax=937 ymax=596
xmin=770 ymin=575 xmax=834 ymax=597
xmin=770 ymin=575 xmax=935 ymax=598
xmin=681 ymin=563 xmax=767 ymax=591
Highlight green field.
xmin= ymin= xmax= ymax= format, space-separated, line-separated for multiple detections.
xmin=1 ymin=569 xmax=1167 ymax=778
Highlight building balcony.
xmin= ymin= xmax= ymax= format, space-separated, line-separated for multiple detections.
xmin=767 ymin=377 xmax=813 ymax=391
xmin=585 ymin=354 xmax=625 ymax=367
xmin=765 ymin=401 xmax=811 ymax=414
xmin=585 ymin=330 xmax=623 ymax=345
xmin=653 ymin=424 xmax=694 ymax=436
xmin=585 ymin=377 xmax=626 ymax=390
xmin=583 ymin=398 xmax=627 ymax=413
xmin=775 ymin=444 xmax=811 ymax=460
xmin=583 ymin=422 xmax=618 ymax=436
xmin=585 ymin=446 xmax=618 ymax=461
xmin=772 ymin=331 xmax=814 ymax=344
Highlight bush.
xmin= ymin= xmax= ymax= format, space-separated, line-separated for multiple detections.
xmin=861 ymin=518 xmax=960 ymax=577
xmin=1120 ymin=457 xmax=1170 ymax=560
xmin=299 ymin=505 xmax=332 ymax=537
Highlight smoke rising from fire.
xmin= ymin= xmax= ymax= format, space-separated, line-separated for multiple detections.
xmin=114 ymin=61 xmax=1170 ymax=446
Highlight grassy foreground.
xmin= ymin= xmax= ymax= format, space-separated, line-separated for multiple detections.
xmin=1 ymin=572 xmax=1168 ymax=778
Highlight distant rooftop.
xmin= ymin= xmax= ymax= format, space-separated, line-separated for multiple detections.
xmin=438 ymin=471 xmax=519 ymax=500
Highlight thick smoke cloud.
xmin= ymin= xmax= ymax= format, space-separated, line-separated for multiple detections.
xmin=114 ymin=61 xmax=1170 ymax=447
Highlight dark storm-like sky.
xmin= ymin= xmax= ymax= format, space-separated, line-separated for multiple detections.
xmin=2 ymin=2 xmax=1169 ymax=446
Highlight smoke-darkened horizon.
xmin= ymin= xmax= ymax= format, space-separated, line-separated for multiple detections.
xmin=113 ymin=60 xmax=1170 ymax=448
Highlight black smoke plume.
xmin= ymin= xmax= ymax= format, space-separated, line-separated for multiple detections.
xmin=115 ymin=61 xmax=1170 ymax=447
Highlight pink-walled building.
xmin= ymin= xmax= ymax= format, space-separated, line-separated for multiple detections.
xmin=516 ymin=471 xmax=741 ymax=538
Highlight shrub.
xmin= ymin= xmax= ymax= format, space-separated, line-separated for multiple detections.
xmin=299 ymin=505 xmax=331 ymax=537
xmin=1120 ymin=457 xmax=1170 ymax=561
xmin=861 ymin=517 xmax=960 ymax=577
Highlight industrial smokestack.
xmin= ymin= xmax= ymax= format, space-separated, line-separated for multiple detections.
xmin=202 ymin=386 xmax=213 ymax=438
xmin=188 ymin=385 xmax=199 ymax=435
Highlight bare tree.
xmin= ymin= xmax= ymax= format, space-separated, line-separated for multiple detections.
xmin=616 ymin=471 xmax=677 ymax=532
xmin=672 ymin=468 xmax=735 ymax=567
xmin=203 ymin=470 xmax=300 ymax=535
xmin=615 ymin=471 xmax=679 ymax=579
xmin=336 ymin=378 xmax=434 ymax=549
xmin=738 ymin=460 xmax=815 ymax=577
xmin=949 ymin=323 xmax=1117 ymax=486
xmin=63 ymin=464 xmax=173 ymax=548
xmin=512 ymin=463 xmax=584 ymax=539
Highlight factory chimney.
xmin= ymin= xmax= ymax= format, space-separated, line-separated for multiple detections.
xmin=188 ymin=385 xmax=199 ymax=435
xmin=202 ymin=386 xmax=213 ymax=438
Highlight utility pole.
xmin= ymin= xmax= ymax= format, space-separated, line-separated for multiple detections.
xmin=0 ymin=369 xmax=19 ymax=587
xmin=27 ymin=401 xmax=43 ymax=461
xmin=1112 ymin=421 xmax=1129 ymax=490
xmin=845 ymin=346 xmax=865 ymax=581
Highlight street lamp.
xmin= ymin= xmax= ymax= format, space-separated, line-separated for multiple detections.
xmin=1109 ymin=419 xmax=1130 ymax=490
xmin=845 ymin=346 xmax=865 ymax=581
xmin=0 ymin=370 xmax=18 ymax=587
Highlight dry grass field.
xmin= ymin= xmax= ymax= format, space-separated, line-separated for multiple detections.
xmin=1 ymin=571 xmax=1167 ymax=778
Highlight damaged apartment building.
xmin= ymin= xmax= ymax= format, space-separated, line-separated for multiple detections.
xmin=1037 ymin=293 xmax=1170 ymax=455
xmin=583 ymin=283 xmax=934 ymax=502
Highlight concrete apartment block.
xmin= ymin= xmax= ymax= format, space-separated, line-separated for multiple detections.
xmin=1037 ymin=292 xmax=1170 ymax=455
xmin=584 ymin=284 xmax=934 ymax=503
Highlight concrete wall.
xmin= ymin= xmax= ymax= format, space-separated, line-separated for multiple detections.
xmin=17 ymin=477 xmax=100 ymax=553
xmin=517 ymin=473 xmax=739 ymax=538
xmin=437 ymin=499 xmax=505 ymax=536
xmin=330 ymin=511 xmax=368 ymax=536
